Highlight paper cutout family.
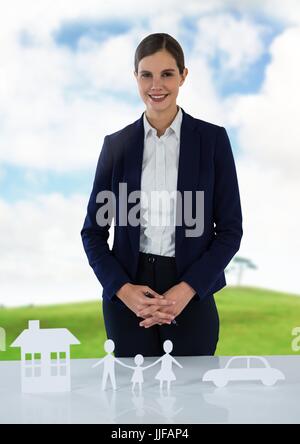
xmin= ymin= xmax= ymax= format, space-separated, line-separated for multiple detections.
xmin=92 ymin=339 xmax=182 ymax=392
xmin=10 ymin=320 xmax=285 ymax=393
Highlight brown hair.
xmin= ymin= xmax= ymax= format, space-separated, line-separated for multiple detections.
xmin=134 ymin=33 xmax=185 ymax=75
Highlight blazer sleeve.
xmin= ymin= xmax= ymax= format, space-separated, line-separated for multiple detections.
xmin=80 ymin=135 xmax=132 ymax=301
xmin=179 ymin=126 xmax=243 ymax=300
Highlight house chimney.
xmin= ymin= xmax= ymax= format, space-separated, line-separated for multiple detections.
xmin=28 ymin=320 xmax=40 ymax=330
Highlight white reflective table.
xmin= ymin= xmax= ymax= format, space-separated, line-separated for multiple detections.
xmin=0 ymin=356 xmax=299 ymax=424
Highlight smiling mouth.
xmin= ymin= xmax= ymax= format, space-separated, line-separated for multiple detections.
xmin=148 ymin=94 xmax=169 ymax=102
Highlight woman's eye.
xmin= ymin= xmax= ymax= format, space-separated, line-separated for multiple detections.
xmin=141 ymin=72 xmax=173 ymax=78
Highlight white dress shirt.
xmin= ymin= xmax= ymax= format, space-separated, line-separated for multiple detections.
xmin=139 ymin=106 xmax=183 ymax=257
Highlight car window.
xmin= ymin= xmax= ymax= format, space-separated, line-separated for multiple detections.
xmin=228 ymin=358 xmax=247 ymax=369
xmin=249 ymin=358 xmax=266 ymax=368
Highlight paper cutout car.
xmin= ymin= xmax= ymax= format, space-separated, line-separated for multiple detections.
xmin=202 ymin=356 xmax=285 ymax=387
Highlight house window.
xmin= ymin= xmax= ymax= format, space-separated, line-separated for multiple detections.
xmin=25 ymin=353 xmax=32 ymax=364
xmin=51 ymin=366 xmax=58 ymax=376
xmin=59 ymin=352 xmax=66 ymax=363
xmin=59 ymin=366 xmax=67 ymax=376
xmin=51 ymin=352 xmax=58 ymax=362
xmin=24 ymin=352 xmax=41 ymax=378
xmin=34 ymin=353 xmax=41 ymax=363
xmin=50 ymin=351 xmax=68 ymax=377
xmin=25 ymin=367 xmax=33 ymax=377
xmin=34 ymin=367 xmax=41 ymax=377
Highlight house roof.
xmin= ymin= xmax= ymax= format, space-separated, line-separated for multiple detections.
xmin=11 ymin=321 xmax=80 ymax=351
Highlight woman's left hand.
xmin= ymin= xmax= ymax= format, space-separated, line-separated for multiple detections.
xmin=138 ymin=281 xmax=196 ymax=328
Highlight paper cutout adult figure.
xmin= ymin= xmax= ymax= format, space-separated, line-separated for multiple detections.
xmin=151 ymin=340 xmax=183 ymax=391
xmin=92 ymin=339 xmax=126 ymax=390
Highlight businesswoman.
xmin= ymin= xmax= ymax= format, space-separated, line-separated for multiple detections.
xmin=81 ymin=33 xmax=243 ymax=357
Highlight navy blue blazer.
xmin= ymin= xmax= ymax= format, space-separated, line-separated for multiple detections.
xmin=81 ymin=107 xmax=243 ymax=303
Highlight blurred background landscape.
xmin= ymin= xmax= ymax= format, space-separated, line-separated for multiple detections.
xmin=0 ymin=0 xmax=299 ymax=357
xmin=1 ymin=286 xmax=300 ymax=359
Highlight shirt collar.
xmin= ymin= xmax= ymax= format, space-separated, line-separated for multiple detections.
xmin=143 ymin=106 xmax=182 ymax=141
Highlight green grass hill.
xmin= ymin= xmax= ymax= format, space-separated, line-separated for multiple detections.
xmin=1 ymin=286 xmax=299 ymax=360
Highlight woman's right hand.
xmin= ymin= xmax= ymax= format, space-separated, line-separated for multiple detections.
xmin=116 ymin=283 xmax=175 ymax=325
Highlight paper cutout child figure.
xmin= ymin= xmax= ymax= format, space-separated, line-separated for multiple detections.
xmin=151 ymin=340 xmax=183 ymax=392
xmin=92 ymin=339 xmax=125 ymax=391
xmin=120 ymin=354 xmax=158 ymax=393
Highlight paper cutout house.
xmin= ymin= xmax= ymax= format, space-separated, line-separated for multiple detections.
xmin=11 ymin=320 xmax=80 ymax=393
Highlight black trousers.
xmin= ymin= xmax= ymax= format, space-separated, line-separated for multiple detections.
xmin=102 ymin=252 xmax=219 ymax=357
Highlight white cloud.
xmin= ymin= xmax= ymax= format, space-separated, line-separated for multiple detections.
xmin=222 ymin=25 xmax=300 ymax=296
xmin=0 ymin=2 xmax=270 ymax=172
xmin=180 ymin=55 xmax=225 ymax=123
xmin=194 ymin=13 xmax=268 ymax=73
xmin=0 ymin=27 xmax=144 ymax=171
xmin=0 ymin=193 xmax=115 ymax=307
xmin=0 ymin=2 xmax=275 ymax=173
xmin=228 ymin=158 xmax=300 ymax=295
xmin=1 ymin=168 xmax=299 ymax=308
xmin=226 ymin=26 xmax=300 ymax=178
xmin=223 ymin=0 xmax=300 ymax=26
xmin=1 ymin=2 xmax=300 ymax=305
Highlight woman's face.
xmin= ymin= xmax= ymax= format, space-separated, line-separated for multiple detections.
xmin=134 ymin=49 xmax=188 ymax=114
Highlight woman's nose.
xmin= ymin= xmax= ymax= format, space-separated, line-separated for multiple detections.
xmin=150 ymin=77 xmax=164 ymax=89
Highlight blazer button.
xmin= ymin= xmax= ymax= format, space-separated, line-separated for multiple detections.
xmin=148 ymin=256 xmax=155 ymax=263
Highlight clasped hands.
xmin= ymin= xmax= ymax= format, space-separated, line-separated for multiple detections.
xmin=116 ymin=282 xmax=196 ymax=329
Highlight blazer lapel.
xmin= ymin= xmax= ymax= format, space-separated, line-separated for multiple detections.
xmin=122 ymin=107 xmax=201 ymax=257
xmin=175 ymin=108 xmax=201 ymax=254
xmin=122 ymin=113 xmax=145 ymax=256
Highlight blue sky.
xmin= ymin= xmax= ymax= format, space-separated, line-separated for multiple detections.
xmin=53 ymin=19 xmax=133 ymax=50
xmin=1 ymin=14 xmax=282 ymax=202
xmin=1 ymin=0 xmax=300 ymax=306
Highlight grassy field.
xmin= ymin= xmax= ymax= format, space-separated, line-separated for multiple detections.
xmin=0 ymin=286 xmax=299 ymax=360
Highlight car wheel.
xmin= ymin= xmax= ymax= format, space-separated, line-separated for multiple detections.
xmin=262 ymin=377 xmax=276 ymax=386
xmin=214 ymin=378 xmax=227 ymax=388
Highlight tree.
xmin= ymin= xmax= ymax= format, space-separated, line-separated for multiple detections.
xmin=225 ymin=256 xmax=257 ymax=286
